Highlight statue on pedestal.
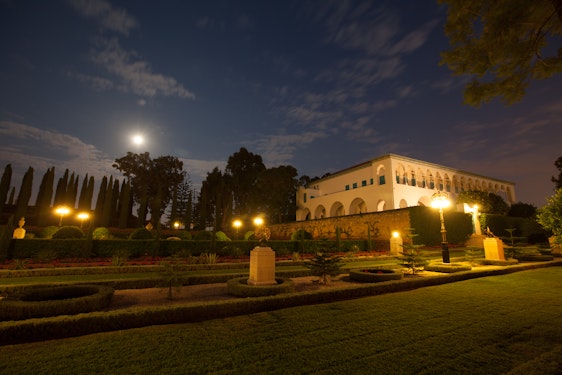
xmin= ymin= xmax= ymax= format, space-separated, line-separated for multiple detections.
xmin=12 ymin=217 xmax=26 ymax=239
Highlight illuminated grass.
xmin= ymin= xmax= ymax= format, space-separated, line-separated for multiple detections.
xmin=0 ymin=267 xmax=561 ymax=374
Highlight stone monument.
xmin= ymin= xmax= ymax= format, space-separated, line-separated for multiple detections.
xmin=483 ymin=227 xmax=505 ymax=260
xmin=248 ymin=224 xmax=277 ymax=285
xmin=12 ymin=217 xmax=26 ymax=239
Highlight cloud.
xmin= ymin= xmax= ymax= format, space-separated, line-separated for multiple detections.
xmin=66 ymin=0 xmax=138 ymax=36
xmin=90 ymin=38 xmax=196 ymax=100
xmin=0 ymin=121 xmax=114 ymax=182
xmin=246 ymin=131 xmax=328 ymax=167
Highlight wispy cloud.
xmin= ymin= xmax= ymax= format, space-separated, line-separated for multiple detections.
xmin=90 ymin=37 xmax=196 ymax=100
xmin=247 ymin=131 xmax=328 ymax=166
xmin=0 ymin=121 xmax=114 ymax=180
xmin=66 ymin=0 xmax=138 ymax=36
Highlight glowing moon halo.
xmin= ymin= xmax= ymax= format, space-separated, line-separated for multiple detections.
xmin=132 ymin=134 xmax=145 ymax=146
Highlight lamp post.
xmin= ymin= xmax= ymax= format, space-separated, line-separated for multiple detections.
xmin=77 ymin=212 xmax=90 ymax=229
xmin=173 ymin=221 xmax=180 ymax=230
xmin=232 ymin=219 xmax=242 ymax=240
xmin=55 ymin=206 xmax=71 ymax=227
xmin=431 ymin=191 xmax=451 ymax=263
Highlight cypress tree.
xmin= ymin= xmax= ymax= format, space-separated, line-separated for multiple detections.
xmin=7 ymin=187 xmax=15 ymax=205
xmin=36 ymin=167 xmax=55 ymax=226
xmin=110 ymin=178 xmax=120 ymax=226
xmin=0 ymin=164 xmax=12 ymax=218
xmin=54 ymin=169 xmax=69 ymax=206
xmin=67 ymin=172 xmax=79 ymax=208
xmin=78 ymin=175 xmax=89 ymax=210
xmin=84 ymin=176 xmax=95 ymax=211
xmin=101 ymin=176 xmax=114 ymax=227
xmin=14 ymin=167 xmax=34 ymax=220
xmin=118 ymin=179 xmax=131 ymax=228
xmin=94 ymin=176 xmax=107 ymax=227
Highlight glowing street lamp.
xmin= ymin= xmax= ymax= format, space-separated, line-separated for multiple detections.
xmin=232 ymin=219 xmax=242 ymax=240
xmin=54 ymin=206 xmax=71 ymax=227
xmin=77 ymin=212 xmax=90 ymax=228
xmin=253 ymin=217 xmax=264 ymax=227
xmin=173 ymin=221 xmax=180 ymax=230
xmin=431 ymin=191 xmax=451 ymax=263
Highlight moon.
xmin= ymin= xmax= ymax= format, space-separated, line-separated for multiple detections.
xmin=132 ymin=134 xmax=144 ymax=146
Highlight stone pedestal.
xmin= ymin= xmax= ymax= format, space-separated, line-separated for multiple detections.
xmin=484 ymin=238 xmax=505 ymax=260
xmin=248 ymin=246 xmax=277 ymax=285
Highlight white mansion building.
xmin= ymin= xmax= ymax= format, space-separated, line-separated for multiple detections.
xmin=296 ymin=154 xmax=516 ymax=221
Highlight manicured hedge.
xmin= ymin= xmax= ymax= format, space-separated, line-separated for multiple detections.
xmin=349 ymin=268 xmax=403 ymax=282
xmin=8 ymin=238 xmax=388 ymax=261
xmin=424 ymin=263 xmax=472 ymax=273
xmin=226 ymin=277 xmax=295 ymax=297
xmin=0 ymin=285 xmax=114 ymax=321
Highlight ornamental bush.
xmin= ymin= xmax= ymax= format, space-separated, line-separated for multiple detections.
xmin=38 ymin=226 xmax=60 ymax=239
xmin=92 ymin=227 xmax=110 ymax=240
xmin=129 ymin=228 xmax=153 ymax=240
xmin=52 ymin=226 xmax=85 ymax=239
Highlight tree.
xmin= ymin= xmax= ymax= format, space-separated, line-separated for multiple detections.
xmin=94 ymin=176 xmax=108 ymax=227
xmin=439 ymin=0 xmax=562 ymax=106
xmin=303 ymin=251 xmax=344 ymax=285
xmin=196 ymin=167 xmax=232 ymax=230
xmin=456 ymin=190 xmax=509 ymax=215
xmin=508 ymin=202 xmax=537 ymax=218
xmin=552 ymin=156 xmax=562 ymax=189
xmin=113 ymin=152 xmax=185 ymax=226
xmin=536 ymin=188 xmax=562 ymax=240
xmin=35 ymin=167 xmax=55 ymax=226
xmin=225 ymin=147 xmax=265 ymax=216
xmin=53 ymin=169 xmax=69 ymax=207
xmin=118 ymin=179 xmax=132 ymax=228
xmin=0 ymin=164 xmax=12 ymax=218
xmin=395 ymin=229 xmax=427 ymax=275
xmin=14 ymin=167 xmax=33 ymax=220
xmin=252 ymin=166 xmax=298 ymax=224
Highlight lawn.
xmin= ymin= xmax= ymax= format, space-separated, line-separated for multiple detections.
xmin=1 ymin=266 xmax=561 ymax=374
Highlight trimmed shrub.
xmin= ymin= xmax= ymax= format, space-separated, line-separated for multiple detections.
xmin=0 ymin=285 xmax=114 ymax=320
xmin=215 ymin=231 xmax=231 ymax=241
xmin=227 ymin=277 xmax=295 ymax=297
xmin=349 ymin=269 xmax=403 ymax=282
xmin=92 ymin=227 xmax=110 ymax=240
xmin=38 ymin=226 xmax=59 ymax=239
xmin=52 ymin=226 xmax=85 ymax=239
xmin=129 ymin=228 xmax=153 ymax=240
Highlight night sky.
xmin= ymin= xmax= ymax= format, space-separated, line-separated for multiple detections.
xmin=1 ymin=0 xmax=561 ymax=208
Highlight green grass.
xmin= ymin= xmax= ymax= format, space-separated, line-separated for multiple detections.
xmin=1 ymin=266 xmax=561 ymax=374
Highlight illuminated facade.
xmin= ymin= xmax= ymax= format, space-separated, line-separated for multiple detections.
xmin=296 ymin=154 xmax=516 ymax=221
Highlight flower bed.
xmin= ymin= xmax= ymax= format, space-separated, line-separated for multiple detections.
xmin=349 ymin=269 xmax=403 ymax=283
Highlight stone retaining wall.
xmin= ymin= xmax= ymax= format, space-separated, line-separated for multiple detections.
xmin=269 ymin=208 xmax=412 ymax=241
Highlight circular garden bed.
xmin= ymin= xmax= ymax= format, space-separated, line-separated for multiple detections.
xmin=349 ymin=269 xmax=403 ymax=283
xmin=424 ymin=263 xmax=472 ymax=273
xmin=227 ymin=277 xmax=295 ymax=297
xmin=0 ymin=285 xmax=114 ymax=321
